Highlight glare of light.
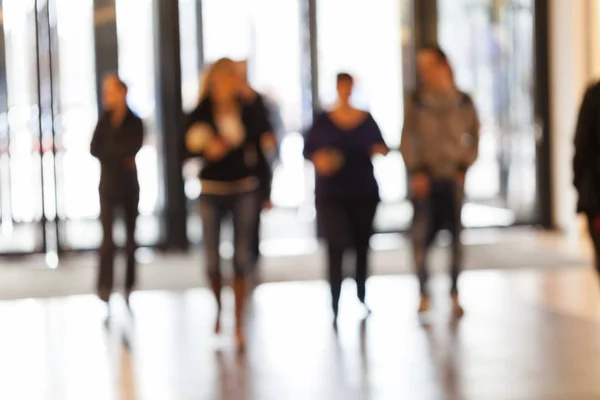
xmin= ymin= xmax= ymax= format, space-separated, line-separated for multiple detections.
xmin=45 ymin=251 xmax=59 ymax=269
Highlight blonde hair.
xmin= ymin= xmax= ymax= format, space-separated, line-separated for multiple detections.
xmin=198 ymin=57 xmax=236 ymax=101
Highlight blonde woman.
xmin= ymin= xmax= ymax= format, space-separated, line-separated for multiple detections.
xmin=184 ymin=58 xmax=270 ymax=350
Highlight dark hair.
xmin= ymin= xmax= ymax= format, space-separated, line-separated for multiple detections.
xmin=420 ymin=44 xmax=449 ymax=65
xmin=104 ymin=73 xmax=128 ymax=92
xmin=419 ymin=44 xmax=455 ymax=82
xmin=336 ymin=72 xmax=354 ymax=84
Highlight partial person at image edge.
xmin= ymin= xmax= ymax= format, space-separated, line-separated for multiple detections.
xmin=573 ymin=81 xmax=600 ymax=278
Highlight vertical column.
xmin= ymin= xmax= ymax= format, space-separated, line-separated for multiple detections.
xmin=586 ymin=0 xmax=600 ymax=78
xmin=195 ymin=0 xmax=204 ymax=68
xmin=298 ymin=0 xmax=315 ymax=126
xmin=154 ymin=0 xmax=188 ymax=250
xmin=36 ymin=0 xmax=61 ymax=257
xmin=400 ymin=0 xmax=417 ymax=95
xmin=34 ymin=0 xmax=49 ymax=252
xmin=0 ymin=0 xmax=8 ymax=226
xmin=548 ymin=0 xmax=589 ymax=235
xmin=413 ymin=0 xmax=437 ymax=51
xmin=0 ymin=1 xmax=6 ymax=116
xmin=93 ymin=0 xmax=118 ymax=113
xmin=533 ymin=0 xmax=552 ymax=228
xmin=307 ymin=0 xmax=319 ymax=118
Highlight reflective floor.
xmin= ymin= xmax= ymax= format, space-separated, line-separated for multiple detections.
xmin=1 ymin=265 xmax=600 ymax=399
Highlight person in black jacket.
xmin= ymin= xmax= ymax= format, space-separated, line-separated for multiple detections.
xmin=574 ymin=82 xmax=600 ymax=275
xmin=91 ymin=74 xmax=144 ymax=305
xmin=235 ymin=60 xmax=277 ymax=271
xmin=184 ymin=58 xmax=273 ymax=350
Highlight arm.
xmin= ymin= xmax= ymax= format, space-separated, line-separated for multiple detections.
xmin=459 ymin=100 xmax=480 ymax=172
xmin=367 ymin=114 xmax=389 ymax=156
xmin=574 ymin=85 xmax=598 ymax=190
xmin=183 ymin=104 xmax=218 ymax=160
xmin=303 ymin=120 xmax=320 ymax=160
xmin=252 ymin=95 xmax=278 ymax=158
xmin=399 ymin=96 xmax=426 ymax=174
xmin=90 ymin=122 xmax=103 ymax=160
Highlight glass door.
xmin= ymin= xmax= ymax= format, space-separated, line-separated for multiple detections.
xmin=0 ymin=0 xmax=46 ymax=253
xmin=438 ymin=0 xmax=537 ymax=226
xmin=53 ymin=0 xmax=99 ymax=251
xmin=317 ymin=0 xmax=406 ymax=232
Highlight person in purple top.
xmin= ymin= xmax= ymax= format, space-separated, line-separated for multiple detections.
xmin=304 ymin=73 xmax=389 ymax=322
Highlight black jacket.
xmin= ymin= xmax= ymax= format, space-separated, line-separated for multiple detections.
xmin=574 ymin=82 xmax=600 ymax=214
xmin=183 ymin=97 xmax=270 ymax=184
xmin=90 ymin=108 xmax=144 ymax=194
xmin=247 ymin=92 xmax=275 ymax=200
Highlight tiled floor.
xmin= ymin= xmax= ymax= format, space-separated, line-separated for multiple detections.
xmin=2 ymin=265 xmax=600 ymax=399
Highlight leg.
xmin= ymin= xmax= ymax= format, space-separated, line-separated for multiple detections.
xmin=98 ymin=194 xmax=116 ymax=302
xmin=411 ymin=197 xmax=438 ymax=297
xmin=448 ymin=181 xmax=464 ymax=295
xmin=316 ymin=197 xmax=348 ymax=318
xmin=586 ymin=214 xmax=600 ymax=274
xmin=123 ymin=190 xmax=140 ymax=296
xmin=328 ymin=243 xmax=345 ymax=318
xmin=350 ymin=197 xmax=379 ymax=305
xmin=199 ymin=195 xmax=224 ymax=332
xmin=250 ymin=199 xmax=262 ymax=268
xmin=231 ymin=190 xmax=259 ymax=349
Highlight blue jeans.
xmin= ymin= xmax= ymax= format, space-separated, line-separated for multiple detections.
xmin=199 ymin=190 xmax=258 ymax=280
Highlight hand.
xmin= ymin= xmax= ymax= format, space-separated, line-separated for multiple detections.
xmin=123 ymin=156 xmax=136 ymax=170
xmin=261 ymin=132 xmax=277 ymax=154
xmin=593 ymin=216 xmax=600 ymax=232
xmin=313 ymin=149 xmax=343 ymax=177
xmin=186 ymin=123 xmax=213 ymax=153
xmin=262 ymin=199 xmax=273 ymax=210
xmin=204 ymin=138 xmax=229 ymax=162
xmin=457 ymin=171 xmax=467 ymax=186
xmin=371 ymin=143 xmax=389 ymax=156
xmin=411 ymin=173 xmax=430 ymax=199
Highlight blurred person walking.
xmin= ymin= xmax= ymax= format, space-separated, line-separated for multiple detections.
xmin=304 ymin=73 xmax=389 ymax=323
xmin=574 ymin=82 xmax=600 ymax=280
xmin=90 ymin=74 xmax=144 ymax=307
xmin=184 ymin=58 xmax=272 ymax=350
xmin=400 ymin=45 xmax=480 ymax=316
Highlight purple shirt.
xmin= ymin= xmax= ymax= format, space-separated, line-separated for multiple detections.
xmin=303 ymin=112 xmax=387 ymax=198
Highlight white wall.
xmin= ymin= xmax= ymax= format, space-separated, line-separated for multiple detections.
xmin=548 ymin=0 xmax=595 ymax=237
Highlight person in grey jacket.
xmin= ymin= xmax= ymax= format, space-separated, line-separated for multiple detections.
xmin=400 ymin=45 xmax=480 ymax=315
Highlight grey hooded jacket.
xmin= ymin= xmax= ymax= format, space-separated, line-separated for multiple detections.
xmin=400 ymin=89 xmax=480 ymax=179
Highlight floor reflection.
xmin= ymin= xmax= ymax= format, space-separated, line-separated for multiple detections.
xmin=0 ymin=269 xmax=599 ymax=398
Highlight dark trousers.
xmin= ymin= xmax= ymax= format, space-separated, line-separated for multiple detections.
xmin=98 ymin=188 xmax=139 ymax=292
xmin=586 ymin=214 xmax=600 ymax=272
xmin=411 ymin=178 xmax=464 ymax=296
xmin=198 ymin=190 xmax=258 ymax=280
xmin=316 ymin=196 xmax=379 ymax=313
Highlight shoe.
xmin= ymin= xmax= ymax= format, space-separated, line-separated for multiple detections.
xmin=214 ymin=316 xmax=221 ymax=334
xmin=361 ymin=301 xmax=372 ymax=315
xmin=418 ymin=295 xmax=431 ymax=313
xmin=124 ymin=288 xmax=133 ymax=308
xmin=235 ymin=328 xmax=246 ymax=352
xmin=451 ymin=293 xmax=464 ymax=317
xmin=98 ymin=287 xmax=110 ymax=303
